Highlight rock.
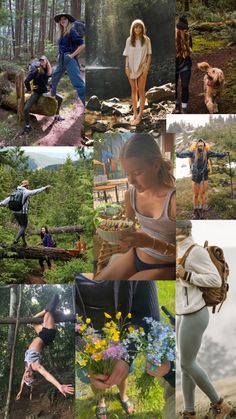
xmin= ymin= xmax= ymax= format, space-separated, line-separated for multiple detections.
xmin=101 ymin=100 xmax=130 ymax=116
xmin=86 ymin=95 xmax=101 ymax=111
xmin=101 ymin=101 xmax=116 ymax=115
xmin=146 ymin=83 xmax=175 ymax=104
xmin=90 ymin=120 xmax=108 ymax=133
xmin=112 ymin=122 xmax=131 ymax=129
xmin=107 ymin=97 xmax=120 ymax=103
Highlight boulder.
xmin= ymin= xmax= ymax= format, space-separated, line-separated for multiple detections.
xmin=146 ymin=83 xmax=175 ymax=104
xmin=90 ymin=120 xmax=108 ymax=133
xmin=86 ymin=95 xmax=101 ymax=111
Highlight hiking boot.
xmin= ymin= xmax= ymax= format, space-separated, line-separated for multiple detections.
xmin=193 ymin=208 xmax=200 ymax=219
xmin=45 ymin=294 xmax=60 ymax=313
xmin=208 ymin=398 xmax=232 ymax=419
xmin=43 ymin=92 xmax=55 ymax=98
xmin=20 ymin=125 xmax=32 ymax=136
xmin=208 ymin=399 xmax=233 ymax=419
xmin=199 ymin=207 xmax=205 ymax=219
xmin=180 ymin=411 xmax=196 ymax=419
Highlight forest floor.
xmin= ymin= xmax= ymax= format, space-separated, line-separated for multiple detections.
xmin=187 ymin=45 xmax=236 ymax=114
xmin=0 ymin=71 xmax=85 ymax=146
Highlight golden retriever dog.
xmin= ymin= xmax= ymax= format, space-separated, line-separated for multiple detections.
xmin=197 ymin=61 xmax=224 ymax=113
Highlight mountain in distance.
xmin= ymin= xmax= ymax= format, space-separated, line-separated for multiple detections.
xmin=25 ymin=152 xmax=67 ymax=170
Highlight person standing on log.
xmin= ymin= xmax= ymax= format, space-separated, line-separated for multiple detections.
xmin=44 ymin=13 xmax=85 ymax=107
xmin=39 ymin=226 xmax=55 ymax=272
xmin=20 ymin=56 xmax=53 ymax=136
xmin=15 ymin=294 xmax=74 ymax=400
xmin=0 ymin=180 xmax=51 ymax=247
xmin=123 ymin=19 xmax=152 ymax=125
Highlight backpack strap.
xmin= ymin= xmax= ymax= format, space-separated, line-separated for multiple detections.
xmin=180 ymin=244 xmax=197 ymax=267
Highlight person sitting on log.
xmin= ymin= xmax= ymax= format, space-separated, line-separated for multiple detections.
xmin=20 ymin=56 xmax=52 ymax=136
xmin=44 ymin=12 xmax=85 ymax=107
xmin=16 ymin=294 xmax=74 ymax=400
xmin=0 ymin=180 xmax=51 ymax=247
xmin=39 ymin=226 xmax=56 ymax=272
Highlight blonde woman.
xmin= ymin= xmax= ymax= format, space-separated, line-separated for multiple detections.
xmin=175 ymin=15 xmax=192 ymax=113
xmin=123 ymin=19 xmax=152 ymax=125
xmin=95 ymin=133 xmax=176 ymax=281
xmin=20 ymin=55 xmax=52 ymax=135
xmin=45 ymin=13 xmax=85 ymax=106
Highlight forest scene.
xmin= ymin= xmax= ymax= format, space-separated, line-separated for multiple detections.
xmin=169 ymin=115 xmax=236 ymax=219
xmin=0 ymin=147 xmax=93 ymax=284
xmin=176 ymin=0 xmax=236 ymax=114
xmin=0 ymin=0 xmax=85 ymax=145
xmin=85 ymin=0 xmax=175 ymax=136
xmin=76 ymin=280 xmax=175 ymax=419
xmin=0 ymin=284 xmax=75 ymax=419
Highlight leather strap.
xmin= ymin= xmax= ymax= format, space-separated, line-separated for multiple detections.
xmin=180 ymin=244 xmax=197 ymax=267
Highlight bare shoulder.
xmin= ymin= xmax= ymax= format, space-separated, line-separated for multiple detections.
xmin=169 ymin=189 xmax=176 ymax=219
xmin=124 ymin=189 xmax=135 ymax=221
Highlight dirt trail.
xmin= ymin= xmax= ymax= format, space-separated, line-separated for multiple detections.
xmin=24 ymin=270 xmax=45 ymax=284
xmin=188 ymin=46 xmax=236 ymax=114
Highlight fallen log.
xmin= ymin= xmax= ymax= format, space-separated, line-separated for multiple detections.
xmin=28 ymin=225 xmax=84 ymax=236
xmin=0 ymin=245 xmax=82 ymax=261
xmin=0 ymin=313 xmax=76 ymax=325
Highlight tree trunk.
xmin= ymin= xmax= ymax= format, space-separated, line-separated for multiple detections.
xmin=0 ymin=314 xmax=76 ymax=324
xmin=71 ymin=0 xmax=81 ymax=18
xmin=4 ymin=286 xmax=22 ymax=419
xmin=48 ymin=0 xmax=56 ymax=44
xmin=8 ymin=0 xmax=15 ymax=57
xmin=7 ymin=287 xmax=17 ymax=358
xmin=15 ymin=0 xmax=25 ymax=59
xmin=0 ymin=245 xmax=82 ymax=260
xmin=28 ymin=225 xmax=84 ymax=235
xmin=16 ymin=70 xmax=25 ymax=122
xmin=30 ymin=0 xmax=35 ymax=57
xmin=38 ymin=0 xmax=47 ymax=54
xmin=23 ymin=0 xmax=28 ymax=54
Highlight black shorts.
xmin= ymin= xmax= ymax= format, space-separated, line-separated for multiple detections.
xmin=192 ymin=172 xmax=208 ymax=184
xmin=38 ymin=327 xmax=56 ymax=346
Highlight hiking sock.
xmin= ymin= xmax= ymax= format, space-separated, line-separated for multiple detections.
xmin=45 ymin=294 xmax=60 ymax=313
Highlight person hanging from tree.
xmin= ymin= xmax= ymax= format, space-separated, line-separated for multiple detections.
xmin=176 ymin=139 xmax=227 ymax=219
xmin=123 ymin=19 xmax=152 ymax=125
xmin=16 ymin=294 xmax=74 ymax=400
xmin=44 ymin=12 xmax=85 ymax=107
xmin=0 ymin=180 xmax=51 ymax=247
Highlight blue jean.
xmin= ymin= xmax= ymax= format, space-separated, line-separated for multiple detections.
xmin=51 ymin=53 xmax=85 ymax=105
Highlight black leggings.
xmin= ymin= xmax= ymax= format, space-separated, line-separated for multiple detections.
xmin=14 ymin=213 xmax=28 ymax=243
xmin=176 ymin=70 xmax=191 ymax=104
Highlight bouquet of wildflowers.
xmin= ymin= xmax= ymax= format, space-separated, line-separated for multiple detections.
xmin=76 ymin=312 xmax=143 ymax=378
xmin=135 ymin=317 xmax=175 ymax=397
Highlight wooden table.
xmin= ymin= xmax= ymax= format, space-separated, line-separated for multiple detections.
xmin=94 ymin=179 xmax=128 ymax=203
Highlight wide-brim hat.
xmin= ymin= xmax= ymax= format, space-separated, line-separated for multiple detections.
xmin=177 ymin=15 xmax=189 ymax=30
xmin=54 ymin=13 xmax=76 ymax=23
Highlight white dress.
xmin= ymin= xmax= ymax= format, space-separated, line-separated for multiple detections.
xmin=123 ymin=36 xmax=152 ymax=79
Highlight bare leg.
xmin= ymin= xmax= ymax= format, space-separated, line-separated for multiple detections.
xmin=136 ymin=71 xmax=148 ymax=123
xmin=200 ymin=180 xmax=208 ymax=207
xmin=42 ymin=311 xmax=55 ymax=329
xmin=192 ymin=182 xmax=200 ymax=208
xmin=91 ymin=385 xmax=107 ymax=419
xmin=95 ymin=249 xmax=137 ymax=281
xmin=118 ymin=378 xmax=135 ymax=414
xmin=127 ymin=77 xmax=138 ymax=122
xmin=33 ymin=309 xmax=46 ymax=318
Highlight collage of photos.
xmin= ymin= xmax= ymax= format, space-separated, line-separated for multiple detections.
xmin=0 ymin=0 xmax=235 ymax=418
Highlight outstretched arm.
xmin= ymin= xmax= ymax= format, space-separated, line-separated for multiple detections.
xmin=32 ymin=363 xmax=74 ymax=396
xmin=176 ymin=150 xmax=193 ymax=158
xmin=25 ymin=185 xmax=51 ymax=197
xmin=15 ymin=373 xmax=25 ymax=400
xmin=0 ymin=196 xmax=10 ymax=206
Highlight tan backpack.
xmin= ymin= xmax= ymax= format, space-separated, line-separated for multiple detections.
xmin=180 ymin=241 xmax=229 ymax=313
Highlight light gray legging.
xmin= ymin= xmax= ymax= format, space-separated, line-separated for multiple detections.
xmin=177 ymin=306 xmax=220 ymax=411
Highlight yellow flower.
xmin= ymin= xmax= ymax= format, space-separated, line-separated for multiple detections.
xmin=105 ymin=322 xmax=111 ymax=328
xmin=79 ymin=324 xmax=87 ymax=332
xmin=76 ymin=315 xmax=83 ymax=321
xmin=127 ymin=313 xmax=132 ymax=319
xmin=104 ymin=312 xmax=112 ymax=319
xmin=116 ymin=311 xmax=122 ymax=320
xmin=139 ymin=327 xmax=144 ymax=333
xmin=86 ymin=318 xmax=91 ymax=324
xmin=78 ymin=359 xmax=88 ymax=367
xmin=128 ymin=326 xmax=135 ymax=333
xmin=93 ymin=353 xmax=102 ymax=362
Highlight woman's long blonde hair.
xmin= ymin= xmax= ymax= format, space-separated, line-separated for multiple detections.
xmin=58 ymin=20 xmax=73 ymax=38
xmin=176 ymin=28 xmax=191 ymax=58
xmin=130 ymin=19 xmax=146 ymax=47
xmin=120 ymin=134 xmax=175 ymax=188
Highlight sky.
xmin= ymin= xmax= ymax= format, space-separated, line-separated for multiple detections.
xmin=191 ymin=220 xmax=236 ymax=248
xmin=166 ymin=114 xmax=231 ymax=129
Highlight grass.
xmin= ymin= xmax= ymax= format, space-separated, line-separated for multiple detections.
xmin=192 ymin=36 xmax=226 ymax=53
xmin=76 ymin=281 xmax=175 ymax=419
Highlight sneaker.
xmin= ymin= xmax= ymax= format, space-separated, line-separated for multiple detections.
xmin=20 ymin=125 xmax=32 ymax=136
xmin=180 ymin=411 xmax=196 ymax=419
xmin=54 ymin=115 xmax=65 ymax=122
xmin=208 ymin=399 xmax=232 ymax=419
xmin=43 ymin=92 xmax=55 ymax=98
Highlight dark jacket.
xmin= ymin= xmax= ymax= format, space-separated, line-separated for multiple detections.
xmin=24 ymin=69 xmax=49 ymax=95
xmin=176 ymin=150 xmax=226 ymax=179
xmin=59 ymin=28 xmax=84 ymax=55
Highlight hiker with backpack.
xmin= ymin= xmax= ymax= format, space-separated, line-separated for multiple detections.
xmin=44 ymin=12 xmax=85 ymax=107
xmin=39 ymin=226 xmax=56 ymax=272
xmin=0 ymin=180 xmax=51 ymax=247
xmin=176 ymin=220 xmax=232 ymax=419
xmin=20 ymin=56 xmax=53 ymax=136
xmin=176 ymin=138 xmax=227 ymax=219
xmin=16 ymin=294 xmax=74 ymax=400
